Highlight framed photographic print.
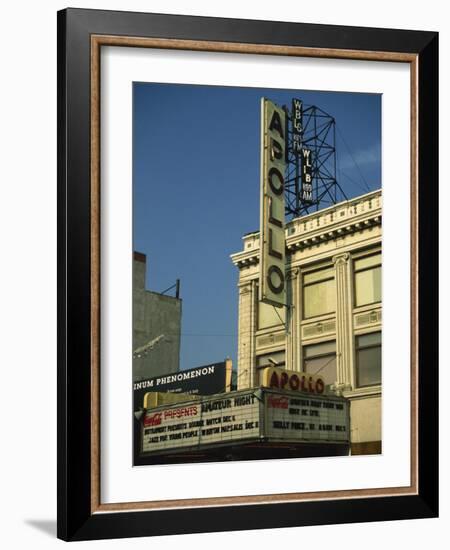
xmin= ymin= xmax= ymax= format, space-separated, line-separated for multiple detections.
xmin=57 ymin=8 xmax=438 ymax=541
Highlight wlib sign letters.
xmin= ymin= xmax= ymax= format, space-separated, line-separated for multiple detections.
xmin=259 ymin=98 xmax=286 ymax=308
xmin=301 ymin=148 xmax=313 ymax=202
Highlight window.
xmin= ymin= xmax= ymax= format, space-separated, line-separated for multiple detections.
xmin=256 ymin=350 xmax=286 ymax=369
xmin=354 ymin=253 xmax=381 ymax=307
xmin=258 ymin=300 xmax=285 ymax=329
xmin=355 ymin=332 xmax=381 ymax=387
xmin=257 ymin=351 xmax=286 ymax=385
xmin=303 ymin=267 xmax=336 ymax=319
xmin=303 ymin=340 xmax=336 ymax=387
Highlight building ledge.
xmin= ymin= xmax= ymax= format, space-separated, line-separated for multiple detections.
xmin=343 ymin=385 xmax=382 ymax=399
xmin=231 ymin=190 xmax=382 ymax=268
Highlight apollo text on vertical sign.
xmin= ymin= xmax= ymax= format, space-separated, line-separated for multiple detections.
xmin=259 ymin=99 xmax=286 ymax=307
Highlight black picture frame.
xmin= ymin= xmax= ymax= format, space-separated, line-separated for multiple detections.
xmin=57 ymin=8 xmax=438 ymax=541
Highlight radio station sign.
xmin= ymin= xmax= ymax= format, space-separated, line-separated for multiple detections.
xmin=134 ymin=360 xmax=232 ymax=410
xmin=141 ymin=388 xmax=349 ymax=455
xmin=259 ymin=98 xmax=286 ymax=308
xmin=292 ymin=98 xmax=303 ymax=153
xmin=301 ymin=148 xmax=313 ymax=202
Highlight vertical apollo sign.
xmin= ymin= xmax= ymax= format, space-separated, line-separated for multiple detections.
xmin=259 ymin=99 xmax=286 ymax=308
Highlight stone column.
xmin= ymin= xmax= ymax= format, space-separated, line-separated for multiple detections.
xmin=237 ymin=279 xmax=257 ymax=389
xmin=297 ymin=268 xmax=304 ymax=372
xmin=286 ymin=268 xmax=300 ymax=372
xmin=332 ymin=253 xmax=354 ymax=392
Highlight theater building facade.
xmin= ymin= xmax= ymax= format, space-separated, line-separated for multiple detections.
xmin=231 ymin=189 xmax=382 ymax=455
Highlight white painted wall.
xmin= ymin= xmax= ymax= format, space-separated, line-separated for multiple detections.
xmin=0 ymin=0 xmax=447 ymax=548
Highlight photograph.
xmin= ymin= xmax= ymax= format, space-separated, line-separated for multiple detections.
xmin=131 ymin=82 xmax=382 ymax=466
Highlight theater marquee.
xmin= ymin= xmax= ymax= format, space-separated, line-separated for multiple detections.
xmin=142 ymin=391 xmax=260 ymax=454
xmin=141 ymin=388 xmax=349 ymax=455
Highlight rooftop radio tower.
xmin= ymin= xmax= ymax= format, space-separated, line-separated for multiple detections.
xmin=284 ymin=99 xmax=348 ymax=219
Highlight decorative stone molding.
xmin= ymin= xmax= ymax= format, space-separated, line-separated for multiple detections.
xmin=332 ymin=252 xmax=350 ymax=266
xmin=256 ymin=333 xmax=285 ymax=348
xmin=355 ymin=309 xmax=382 ymax=328
xmin=330 ymin=382 xmax=352 ymax=397
xmin=238 ymin=284 xmax=252 ymax=296
xmin=302 ymin=319 xmax=336 ymax=339
xmin=285 ymin=268 xmax=300 ymax=280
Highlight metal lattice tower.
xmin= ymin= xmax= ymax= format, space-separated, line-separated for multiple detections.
xmin=284 ymin=100 xmax=348 ymax=219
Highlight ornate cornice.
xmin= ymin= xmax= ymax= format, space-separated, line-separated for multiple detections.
xmin=286 ymin=214 xmax=381 ymax=253
xmin=230 ymin=190 xmax=382 ymax=269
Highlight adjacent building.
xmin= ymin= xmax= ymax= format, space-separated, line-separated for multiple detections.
xmin=133 ymin=252 xmax=182 ymax=382
xmin=231 ymin=189 xmax=382 ymax=455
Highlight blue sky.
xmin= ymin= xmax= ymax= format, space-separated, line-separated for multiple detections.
xmin=133 ymin=83 xmax=381 ymax=371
